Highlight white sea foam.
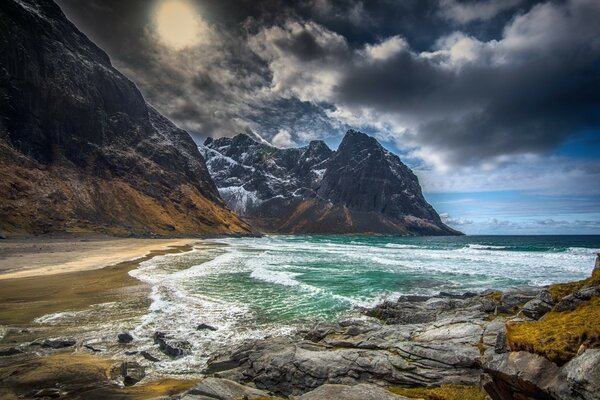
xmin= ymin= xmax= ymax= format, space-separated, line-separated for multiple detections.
xmin=122 ymin=236 xmax=599 ymax=376
xmin=567 ymin=247 xmax=599 ymax=255
xmin=384 ymin=243 xmax=421 ymax=249
xmin=250 ymin=267 xmax=301 ymax=287
xmin=466 ymin=244 xmax=508 ymax=250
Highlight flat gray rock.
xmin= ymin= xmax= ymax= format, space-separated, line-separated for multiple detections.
xmin=184 ymin=377 xmax=273 ymax=400
xmin=297 ymin=383 xmax=409 ymax=400
xmin=206 ymin=293 xmax=497 ymax=396
xmin=554 ymin=349 xmax=600 ymax=400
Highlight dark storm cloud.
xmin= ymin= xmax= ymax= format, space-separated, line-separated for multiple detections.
xmin=56 ymin=0 xmax=600 ymax=168
xmin=247 ymin=0 xmax=600 ymax=166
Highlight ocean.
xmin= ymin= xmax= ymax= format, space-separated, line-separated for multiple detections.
xmin=126 ymin=235 xmax=599 ymax=376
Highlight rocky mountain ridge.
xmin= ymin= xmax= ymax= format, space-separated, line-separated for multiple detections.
xmin=201 ymin=130 xmax=461 ymax=235
xmin=0 ymin=0 xmax=249 ymax=236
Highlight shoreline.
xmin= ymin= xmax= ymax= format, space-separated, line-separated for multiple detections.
xmin=0 ymin=236 xmax=597 ymax=399
xmin=0 ymin=235 xmax=203 ymax=280
xmin=0 ymin=236 xmax=207 ymax=399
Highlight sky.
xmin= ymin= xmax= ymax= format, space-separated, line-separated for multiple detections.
xmin=56 ymin=0 xmax=600 ymax=235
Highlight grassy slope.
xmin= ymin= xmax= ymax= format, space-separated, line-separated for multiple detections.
xmin=506 ymin=268 xmax=600 ymax=365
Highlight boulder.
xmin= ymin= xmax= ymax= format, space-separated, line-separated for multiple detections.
xmin=494 ymin=331 xmax=509 ymax=354
xmin=554 ymin=349 xmax=600 ymax=400
xmin=153 ymin=331 xmax=191 ymax=358
xmin=521 ymin=290 xmax=554 ymax=320
xmin=554 ymin=286 xmax=600 ymax=312
xmin=118 ymin=332 xmax=134 ymax=343
xmin=120 ymin=361 xmax=145 ymax=386
xmin=538 ymin=289 xmax=554 ymax=305
xmin=484 ymin=349 xmax=600 ymax=400
xmin=483 ymin=351 xmax=561 ymax=400
xmin=0 ymin=347 xmax=23 ymax=356
xmin=497 ymin=287 xmax=540 ymax=313
xmin=141 ymin=350 xmax=161 ymax=362
xmin=182 ymin=377 xmax=272 ymax=400
xmin=203 ymin=292 xmax=510 ymax=397
xmin=41 ymin=338 xmax=76 ymax=349
xmin=297 ymin=383 xmax=409 ymax=400
xmin=197 ymin=323 xmax=218 ymax=331
xmin=83 ymin=344 xmax=104 ymax=353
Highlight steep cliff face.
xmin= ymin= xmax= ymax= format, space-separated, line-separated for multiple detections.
xmin=0 ymin=0 xmax=250 ymax=236
xmin=202 ymin=130 xmax=461 ymax=235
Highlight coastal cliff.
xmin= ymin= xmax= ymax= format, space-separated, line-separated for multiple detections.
xmin=0 ymin=0 xmax=250 ymax=236
xmin=202 ymin=130 xmax=461 ymax=235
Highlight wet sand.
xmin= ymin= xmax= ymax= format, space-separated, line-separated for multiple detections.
xmin=0 ymin=236 xmax=199 ymax=325
xmin=0 ymin=235 xmax=204 ymax=399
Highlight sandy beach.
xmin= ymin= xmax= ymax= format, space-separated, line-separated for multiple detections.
xmin=0 ymin=235 xmax=204 ymax=399
xmin=0 ymin=235 xmax=200 ymax=280
xmin=0 ymin=235 xmax=202 ymax=325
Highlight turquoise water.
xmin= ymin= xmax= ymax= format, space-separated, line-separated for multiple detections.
xmin=128 ymin=235 xmax=599 ymax=374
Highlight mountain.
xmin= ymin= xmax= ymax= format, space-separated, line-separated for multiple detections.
xmin=201 ymin=130 xmax=461 ymax=235
xmin=0 ymin=0 xmax=250 ymax=236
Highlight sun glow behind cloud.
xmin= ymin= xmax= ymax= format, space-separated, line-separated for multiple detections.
xmin=154 ymin=0 xmax=204 ymax=49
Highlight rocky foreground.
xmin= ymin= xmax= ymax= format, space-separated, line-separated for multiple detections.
xmin=1 ymin=257 xmax=598 ymax=399
xmin=179 ymin=256 xmax=600 ymax=400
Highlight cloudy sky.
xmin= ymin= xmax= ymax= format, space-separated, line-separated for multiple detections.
xmin=57 ymin=0 xmax=600 ymax=234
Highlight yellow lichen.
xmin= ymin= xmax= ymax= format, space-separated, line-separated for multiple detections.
xmin=388 ymin=384 xmax=487 ymax=400
xmin=235 ymin=397 xmax=283 ymax=400
xmin=123 ymin=379 xmax=199 ymax=399
xmin=486 ymin=291 xmax=503 ymax=303
xmin=506 ymin=296 xmax=600 ymax=365
xmin=548 ymin=269 xmax=600 ymax=303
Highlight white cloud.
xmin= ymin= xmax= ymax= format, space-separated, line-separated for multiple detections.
xmin=247 ymin=20 xmax=348 ymax=101
xmin=364 ymin=36 xmax=408 ymax=61
xmin=440 ymin=213 xmax=474 ymax=225
xmin=415 ymin=154 xmax=600 ymax=196
xmin=271 ymin=128 xmax=298 ymax=148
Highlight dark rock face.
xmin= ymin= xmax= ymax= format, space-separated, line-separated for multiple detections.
xmin=0 ymin=347 xmax=23 ymax=356
xmin=153 ymin=331 xmax=191 ymax=358
xmin=119 ymin=361 xmax=145 ymax=386
xmin=0 ymin=0 xmax=249 ymax=236
xmin=197 ymin=323 xmax=218 ymax=331
xmin=202 ymin=130 xmax=461 ymax=235
xmin=521 ymin=290 xmax=554 ymax=320
xmin=117 ymin=332 xmax=133 ymax=344
xmin=483 ymin=350 xmax=600 ymax=400
xmin=140 ymin=350 xmax=160 ymax=362
xmin=40 ymin=338 xmax=76 ymax=349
